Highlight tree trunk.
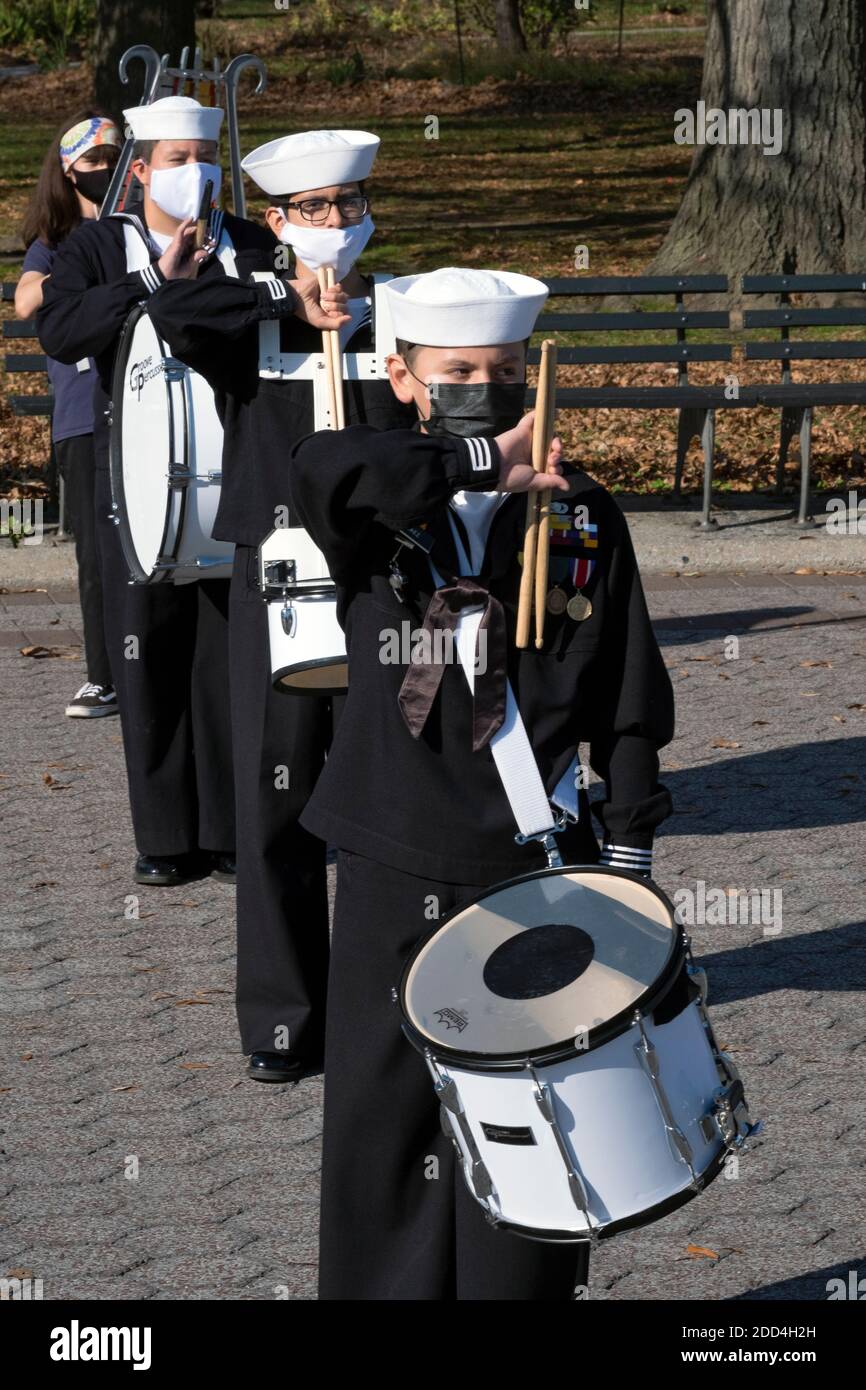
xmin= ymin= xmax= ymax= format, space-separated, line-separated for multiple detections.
xmin=93 ymin=0 xmax=197 ymax=119
xmin=494 ymin=0 xmax=527 ymax=52
xmin=648 ymin=0 xmax=866 ymax=285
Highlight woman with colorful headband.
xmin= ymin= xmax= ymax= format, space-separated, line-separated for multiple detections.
xmin=15 ymin=110 xmax=122 ymax=718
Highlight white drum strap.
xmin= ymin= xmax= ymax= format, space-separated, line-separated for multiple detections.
xmin=429 ymin=530 xmax=560 ymax=841
xmin=251 ymin=271 xmax=395 ymax=381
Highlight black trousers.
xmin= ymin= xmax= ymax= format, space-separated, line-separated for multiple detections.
xmin=319 ymin=850 xmax=592 ymax=1301
xmin=93 ymin=465 xmax=235 ymax=857
xmin=55 ymin=434 xmax=111 ymax=688
xmin=229 ymin=544 xmax=334 ymax=1058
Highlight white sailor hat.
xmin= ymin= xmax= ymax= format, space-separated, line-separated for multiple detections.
xmin=123 ymin=96 xmax=223 ymax=143
xmin=241 ymin=128 xmax=380 ymax=198
xmin=384 ymin=267 xmax=549 ymax=347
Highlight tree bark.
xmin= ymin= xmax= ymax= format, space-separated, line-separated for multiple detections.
xmin=494 ymin=0 xmax=527 ymax=52
xmin=648 ymin=0 xmax=866 ymax=284
xmin=93 ymin=0 xmax=197 ymax=119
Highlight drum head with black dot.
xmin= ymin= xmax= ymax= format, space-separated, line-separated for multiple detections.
xmin=401 ymin=868 xmax=677 ymax=1059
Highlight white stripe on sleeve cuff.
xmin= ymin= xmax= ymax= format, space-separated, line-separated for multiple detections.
xmin=599 ymin=843 xmax=653 ymax=878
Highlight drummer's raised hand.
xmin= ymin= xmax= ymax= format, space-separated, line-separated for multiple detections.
xmin=290 ymin=275 xmax=351 ymax=331
xmin=157 ymin=218 xmax=210 ymax=281
xmin=494 ymin=411 xmax=570 ymax=494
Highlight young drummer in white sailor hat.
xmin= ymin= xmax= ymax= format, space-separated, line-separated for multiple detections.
xmin=148 ymin=128 xmax=416 ymax=1083
xmin=37 ymin=95 xmax=277 ymax=889
xmin=288 ymin=267 xmax=675 ymax=1300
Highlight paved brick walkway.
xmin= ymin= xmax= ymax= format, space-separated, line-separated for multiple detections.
xmin=2 ymin=573 xmax=865 ymax=1301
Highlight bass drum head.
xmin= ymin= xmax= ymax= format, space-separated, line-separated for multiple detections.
xmin=401 ymin=866 xmax=680 ymax=1064
xmin=110 ymin=307 xmax=175 ymax=581
xmin=276 ymin=660 xmax=348 ymax=693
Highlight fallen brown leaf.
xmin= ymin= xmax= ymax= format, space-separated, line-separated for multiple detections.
xmin=711 ymin=738 xmax=741 ymax=749
xmin=179 ymin=1062 xmax=210 ymax=1070
xmin=800 ymin=659 xmax=831 ymax=668
xmin=42 ymin=773 xmax=69 ymax=790
xmin=686 ymin=1243 xmax=719 ymax=1260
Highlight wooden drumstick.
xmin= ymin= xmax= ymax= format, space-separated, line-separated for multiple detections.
xmin=534 ymin=341 xmax=558 ymax=649
xmin=516 ymin=495 xmax=539 ymax=650
xmin=516 ymin=339 xmax=557 ymax=649
xmin=316 ymin=266 xmax=340 ymax=431
xmin=325 ymin=265 xmax=346 ymax=429
xmin=191 ymin=176 xmax=212 ymax=279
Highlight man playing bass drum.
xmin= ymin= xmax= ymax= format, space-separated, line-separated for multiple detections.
xmin=37 ymin=96 xmax=276 ymax=888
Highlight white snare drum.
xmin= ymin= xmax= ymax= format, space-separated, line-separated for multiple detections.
xmin=109 ymin=305 xmax=234 ymax=583
xmin=400 ymin=865 xmax=761 ymax=1243
xmin=258 ymin=526 xmax=347 ymax=694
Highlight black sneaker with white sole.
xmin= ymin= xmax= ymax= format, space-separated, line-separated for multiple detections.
xmin=65 ymin=682 xmax=119 ymax=718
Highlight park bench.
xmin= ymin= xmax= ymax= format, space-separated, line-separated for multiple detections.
xmin=531 ymin=275 xmax=761 ymax=528
xmin=4 ymin=273 xmax=865 ymax=536
xmin=742 ymin=274 xmax=866 ymax=524
xmin=1 ymin=280 xmax=64 ymax=532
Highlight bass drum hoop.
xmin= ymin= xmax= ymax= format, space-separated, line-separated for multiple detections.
xmin=109 ymin=304 xmax=185 ymax=584
xmin=399 ymin=863 xmax=686 ymax=1072
xmin=273 ymin=656 xmax=348 ymax=696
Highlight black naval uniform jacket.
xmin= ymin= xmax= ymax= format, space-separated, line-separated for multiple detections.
xmin=146 ymin=264 xmax=417 ymax=546
xmin=35 ymin=210 xmax=277 ymax=468
xmin=288 ymin=425 xmax=676 ymax=885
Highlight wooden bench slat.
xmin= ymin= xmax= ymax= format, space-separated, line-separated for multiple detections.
xmin=743 ymin=274 xmax=866 ymax=292
xmin=527 ymin=386 xmax=761 ymax=409
xmin=9 ymin=395 xmax=53 ymax=415
xmin=2 ymin=320 xmax=39 ymax=338
xmin=540 ymin=276 xmax=729 ymax=295
xmin=744 ymin=342 xmax=866 ymax=361
xmin=743 ymin=307 xmax=866 ymax=327
xmin=756 ymin=384 xmax=866 ymax=406
xmin=5 ymin=353 xmax=48 ymax=372
xmin=527 ymin=344 xmax=732 ymax=365
xmin=535 ymin=311 xmax=729 ymax=331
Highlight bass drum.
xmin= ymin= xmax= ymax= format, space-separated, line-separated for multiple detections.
xmin=400 ymin=865 xmax=761 ymax=1243
xmin=109 ymin=305 xmax=233 ymax=583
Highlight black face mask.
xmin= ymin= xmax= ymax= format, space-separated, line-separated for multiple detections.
xmin=410 ymin=376 xmax=527 ymax=438
xmin=71 ymin=167 xmax=114 ymax=206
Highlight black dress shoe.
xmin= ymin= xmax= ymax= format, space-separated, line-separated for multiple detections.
xmin=210 ymin=852 xmax=236 ymax=884
xmin=134 ymin=853 xmax=196 ymax=887
xmin=247 ymin=1051 xmax=307 ymax=1083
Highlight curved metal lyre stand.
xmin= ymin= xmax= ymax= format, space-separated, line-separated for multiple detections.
xmin=224 ymin=54 xmax=267 ymax=219
xmin=100 ymin=44 xmax=163 ymax=219
xmin=101 ymin=43 xmax=268 ymax=222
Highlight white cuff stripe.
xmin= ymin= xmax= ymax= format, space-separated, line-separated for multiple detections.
xmin=466 ymin=436 xmax=493 ymax=473
xmin=267 ymin=278 xmax=288 ymax=301
xmin=600 ymin=845 xmax=652 ymax=859
xmin=139 ymin=265 xmax=160 ymax=293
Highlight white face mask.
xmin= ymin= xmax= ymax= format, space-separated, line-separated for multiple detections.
xmin=149 ymin=161 xmax=222 ymax=222
xmin=278 ymin=214 xmax=374 ymax=281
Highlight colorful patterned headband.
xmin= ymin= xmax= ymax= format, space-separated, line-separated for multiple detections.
xmin=59 ymin=116 xmax=122 ymax=172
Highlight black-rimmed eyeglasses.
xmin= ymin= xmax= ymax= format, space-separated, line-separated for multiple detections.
xmin=282 ymin=194 xmax=368 ymax=225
